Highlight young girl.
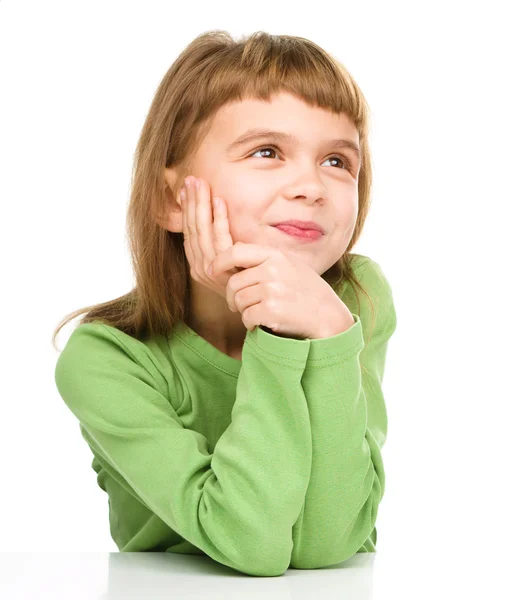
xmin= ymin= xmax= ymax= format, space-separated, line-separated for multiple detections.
xmin=53 ymin=30 xmax=397 ymax=577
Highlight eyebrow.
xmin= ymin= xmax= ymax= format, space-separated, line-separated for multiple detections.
xmin=226 ymin=127 xmax=361 ymax=164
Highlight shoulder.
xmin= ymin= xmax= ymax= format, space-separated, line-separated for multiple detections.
xmin=342 ymin=254 xmax=397 ymax=339
xmin=54 ymin=321 xmax=171 ymax=400
xmin=357 ymin=256 xmax=395 ymax=315
xmin=56 ymin=321 xmax=144 ymax=366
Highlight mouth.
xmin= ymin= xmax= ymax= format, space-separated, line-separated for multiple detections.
xmin=272 ymin=220 xmax=325 ymax=234
xmin=272 ymin=225 xmax=323 ymax=241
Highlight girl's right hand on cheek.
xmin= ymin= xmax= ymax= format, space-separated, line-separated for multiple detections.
xmin=180 ymin=176 xmax=242 ymax=307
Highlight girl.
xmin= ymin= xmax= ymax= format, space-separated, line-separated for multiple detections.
xmin=53 ymin=30 xmax=397 ymax=577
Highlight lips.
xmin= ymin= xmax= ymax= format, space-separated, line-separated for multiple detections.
xmin=272 ymin=220 xmax=325 ymax=234
xmin=273 ymin=225 xmax=323 ymax=241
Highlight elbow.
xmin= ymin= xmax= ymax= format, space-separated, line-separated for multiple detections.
xmin=290 ymin=492 xmax=381 ymax=569
xmin=236 ymin=557 xmax=289 ymax=577
xmin=233 ymin=532 xmax=293 ymax=577
xmin=289 ymin=532 xmax=364 ymax=569
xmin=290 ymin=548 xmax=357 ymax=570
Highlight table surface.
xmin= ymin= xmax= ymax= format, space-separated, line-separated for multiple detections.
xmin=0 ymin=552 xmax=378 ymax=599
xmin=0 ymin=550 xmax=515 ymax=599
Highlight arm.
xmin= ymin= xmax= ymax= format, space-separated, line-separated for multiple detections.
xmin=54 ymin=321 xmax=313 ymax=577
xmin=289 ymin=258 xmax=397 ymax=568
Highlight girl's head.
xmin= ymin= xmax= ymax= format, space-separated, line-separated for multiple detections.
xmin=52 ymin=30 xmax=375 ymax=349
xmin=161 ymin=91 xmax=361 ymax=284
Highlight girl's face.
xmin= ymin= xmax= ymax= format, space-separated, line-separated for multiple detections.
xmin=164 ymin=91 xmax=360 ymax=277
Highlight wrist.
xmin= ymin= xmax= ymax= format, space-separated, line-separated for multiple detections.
xmin=314 ymin=309 xmax=355 ymax=339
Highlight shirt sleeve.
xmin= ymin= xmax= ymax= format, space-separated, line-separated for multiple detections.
xmin=289 ymin=258 xmax=397 ymax=568
xmin=54 ymin=322 xmax=314 ymax=577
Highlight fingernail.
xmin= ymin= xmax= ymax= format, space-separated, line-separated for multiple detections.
xmin=195 ymin=178 xmax=200 ymax=189
xmin=207 ymin=264 xmax=213 ymax=275
xmin=213 ymin=197 xmax=220 ymax=209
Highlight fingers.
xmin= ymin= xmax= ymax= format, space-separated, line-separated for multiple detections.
xmin=212 ymin=194 xmax=234 ymax=254
xmin=182 ymin=175 xmax=237 ymax=282
xmin=193 ymin=178 xmax=216 ymax=271
xmin=212 ymin=242 xmax=271 ymax=278
xmin=180 ymin=183 xmax=196 ymax=273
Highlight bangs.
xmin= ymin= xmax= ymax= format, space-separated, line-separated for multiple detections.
xmin=191 ymin=32 xmax=367 ymax=134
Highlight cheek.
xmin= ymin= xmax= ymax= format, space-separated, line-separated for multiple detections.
xmin=334 ymin=208 xmax=357 ymax=240
xmin=223 ymin=203 xmax=248 ymax=243
xmin=344 ymin=200 xmax=358 ymax=227
xmin=227 ymin=206 xmax=268 ymax=245
xmin=341 ymin=219 xmax=357 ymax=243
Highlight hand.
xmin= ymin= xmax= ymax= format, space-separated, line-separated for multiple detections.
xmin=208 ymin=241 xmax=355 ymax=340
xmin=180 ymin=176 xmax=243 ymax=301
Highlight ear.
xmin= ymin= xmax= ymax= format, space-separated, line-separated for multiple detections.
xmin=157 ymin=166 xmax=183 ymax=232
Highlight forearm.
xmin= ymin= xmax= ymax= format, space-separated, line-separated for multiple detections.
xmin=290 ymin=314 xmax=383 ymax=568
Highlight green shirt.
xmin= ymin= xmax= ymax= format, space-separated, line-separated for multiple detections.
xmin=54 ymin=254 xmax=397 ymax=576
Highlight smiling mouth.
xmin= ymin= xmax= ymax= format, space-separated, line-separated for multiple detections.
xmin=272 ymin=225 xmax=323 ymax=241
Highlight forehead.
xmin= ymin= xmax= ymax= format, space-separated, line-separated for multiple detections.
xmin=206 ymin=92 xmax=359 ymax=146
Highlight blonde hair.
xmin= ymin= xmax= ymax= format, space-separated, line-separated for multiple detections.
xmin=51 ymin=30 xmax=376 ymax=351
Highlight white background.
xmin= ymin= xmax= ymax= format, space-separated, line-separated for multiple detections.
xmin=1 ymin=0 xmax=520 ymax=596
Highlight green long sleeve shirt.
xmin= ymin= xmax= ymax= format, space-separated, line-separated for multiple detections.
xmin=54 ymin=254 xmax=397 ymax=577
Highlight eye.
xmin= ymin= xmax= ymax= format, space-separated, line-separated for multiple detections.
xmin=249 ymin=145 xmax=353 ymax=172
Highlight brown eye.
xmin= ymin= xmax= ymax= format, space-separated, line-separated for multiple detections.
xmin=324 ymin=156 xmax=348 ymax=169
xmin=250 ymin=146 xmax=278 ymax=159
xmin=249 ymin=145 xmax=353 ymax=172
